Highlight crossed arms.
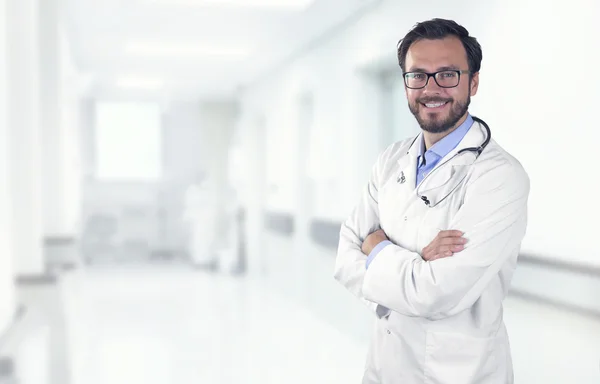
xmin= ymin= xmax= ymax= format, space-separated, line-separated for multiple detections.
xmin=333 ymin=154 xmax=529 ymax=320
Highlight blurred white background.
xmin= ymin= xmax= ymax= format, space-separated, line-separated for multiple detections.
xmin=0 ymin=0 xmax=599 ymax=383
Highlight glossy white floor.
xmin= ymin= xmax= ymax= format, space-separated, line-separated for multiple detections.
xmin=61 ymin=265 xmax=367 ymax=384
xmin=20 ymin=265 xmax=600 ymax=384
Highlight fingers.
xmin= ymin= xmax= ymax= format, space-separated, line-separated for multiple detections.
xmin=429 ymin=252 xmax=452 ymax=261
xmin=422 ymin=245 xmax=451 ymax=260
xmin=437 ymin=236 xmax=467 ymax=246
xmin=423 ymin=250 xmax=453 ymax=262
xmin=422 ymin=230 xmax=468 ymax=261
xmin=437 ymin=230 xmax=467 ymax=252
xmin=436 ymin=240 xmax=466 ymax=253
xmin=437 ymin=243 xmax=464 ymax=254
xmin=437 ymin=230 xmax=464 ymax=238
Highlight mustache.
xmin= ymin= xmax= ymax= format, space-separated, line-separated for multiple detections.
xmin=418 ymin=97 xmax=452 ymax=104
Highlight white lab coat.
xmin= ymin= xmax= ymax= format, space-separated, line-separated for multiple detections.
xmin=334 ymin=121 xmax=530 ymax=384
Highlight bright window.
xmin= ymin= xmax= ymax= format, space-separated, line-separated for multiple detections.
xmin=95 ymin=102 xmax=163 ymax=181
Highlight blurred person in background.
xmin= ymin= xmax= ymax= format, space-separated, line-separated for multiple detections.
xmin=334 ymin=18 xmax=530 ymax=384
xmin=183 ymin=171 xmax=219 ymax=271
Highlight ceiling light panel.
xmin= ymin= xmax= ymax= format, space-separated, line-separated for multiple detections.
xmin=123 ymin=41 xmax=250 ymax=57
xmin=145 ymin=0 xmax=314 ymax=10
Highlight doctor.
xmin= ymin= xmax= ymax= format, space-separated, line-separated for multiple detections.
xmin=183 ymin=172 xmax=219 ymax=270
xmin=334 ymin=18 xmax=530 ymax=384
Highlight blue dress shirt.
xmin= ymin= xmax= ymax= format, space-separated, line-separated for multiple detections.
xmin=366 ymin=114 xmax=474 ymax=269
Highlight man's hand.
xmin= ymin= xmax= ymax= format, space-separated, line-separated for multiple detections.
xmin=421 ymin=230 xmax=467 ymax=261
xmin=361 ymin=229 xmax=389 ymax=255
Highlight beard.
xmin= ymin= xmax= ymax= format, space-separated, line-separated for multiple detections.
xmin=409 ymin=93 xmax=471 ymax=134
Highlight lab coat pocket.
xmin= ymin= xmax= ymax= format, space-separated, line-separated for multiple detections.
xmin=424 ymin=331 xmax=498 ymax=384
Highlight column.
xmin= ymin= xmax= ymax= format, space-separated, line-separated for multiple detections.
xmin=6 ymin=0 xmax=44 ymax=276
xmin=293 ymin=93 xmax=314 ymax=306
xmin=241 ymin=112 xmax=268 ymax=277
xmin=39 ymin=0 xmax=66 ymax=238
xmin=58 ymin=31 xmax=84 ymax=239
xmin=0 ymin=0 xmax=16 ymax=334
xmin=7 ymin=1 xmax=70 ymax=384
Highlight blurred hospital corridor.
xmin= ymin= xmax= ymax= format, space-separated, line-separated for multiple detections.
xmin=1 ymin=0 xmax=600 ymax=383
xmin=10 ymin=264 xmax=600 ymax=384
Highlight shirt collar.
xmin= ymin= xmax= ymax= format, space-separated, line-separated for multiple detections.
xmin=418 ymin=114 xmax=474 ymax=160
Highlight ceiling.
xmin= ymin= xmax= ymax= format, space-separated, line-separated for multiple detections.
xmin=62 ymin=0 xmax=380 ymax=102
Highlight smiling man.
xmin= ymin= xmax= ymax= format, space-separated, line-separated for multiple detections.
xmin=334 ymin=19 xmax=530 ymax=383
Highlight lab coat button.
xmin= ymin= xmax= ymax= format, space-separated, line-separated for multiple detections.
xmin=404 ymin=216 xmax=408 ymax=221
xmin=386 ymin=329 xmax=391 ymax=335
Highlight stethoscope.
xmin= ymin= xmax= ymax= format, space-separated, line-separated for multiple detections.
xmin=404 ymin=116 xmax=492 ymax=208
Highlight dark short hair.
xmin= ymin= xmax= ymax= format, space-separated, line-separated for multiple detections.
xmin=397 ymin=18 xmax=483 ymax=74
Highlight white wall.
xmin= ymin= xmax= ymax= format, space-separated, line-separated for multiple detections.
xmin=239 ymin=0 xmax=600 ymax=267
xmin=58 ymin=25 xmax=84 ymax=236
xmin=0 ymin=0 xmax=16 ymax=332
xmin=473 ymin=0 xmax=600 ymax=265
xmin=162 ymin=101 xmax=204 ymax=185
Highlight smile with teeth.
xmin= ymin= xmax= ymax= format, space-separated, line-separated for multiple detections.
xmin=423 ymin=101 xmax=448 ymax=108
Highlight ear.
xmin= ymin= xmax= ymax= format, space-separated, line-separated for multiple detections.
xmin=470 ymin=72 xmax=479 ymax=96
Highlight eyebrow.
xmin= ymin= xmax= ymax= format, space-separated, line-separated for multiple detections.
xmin=407 ymin=65 xmax=460 ymax=72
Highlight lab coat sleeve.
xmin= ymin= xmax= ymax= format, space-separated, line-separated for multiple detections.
xmin=361 ymin=163 xmax=530 ymax=319
xmin=333 ymin=144 xmax=400 ymax=313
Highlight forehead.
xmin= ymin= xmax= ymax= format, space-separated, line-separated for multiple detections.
xmin=405 ymin=36 xmax=468 ymax=71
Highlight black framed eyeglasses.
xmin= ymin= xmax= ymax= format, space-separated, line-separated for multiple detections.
xmin=403 ymin=70 xmax=470 ymax=89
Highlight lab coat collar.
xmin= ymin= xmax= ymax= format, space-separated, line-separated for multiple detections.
xmin=397 ymin=120 xmax=487 ymax=194
xmin=417 ymin=114 xmax=474 ymax=161
xmin=394 ymin=135 xmax=421 ymax=188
